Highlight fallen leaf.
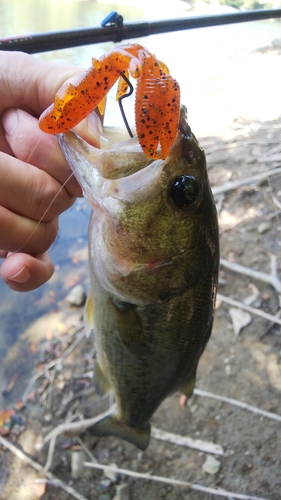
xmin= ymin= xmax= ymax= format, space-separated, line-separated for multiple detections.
xmin=0 ymin=409 xmax=15 ymax=436
xmin=31 ymin=481 xmax=46 ymax=497
xmin=2 ymin=373 xmax=20 ymax=396
xmin=30 ymin=341 xmax=37 ymax=354
xmin=26 ymin=389 xmax=37 ymax=401
xmin=57 ymin=322 xmax=67 ymax=333
xmin=229 ymin=307 xmax=252 ymax=336
xmin=45 ymin=330 xmax=53 ymax=340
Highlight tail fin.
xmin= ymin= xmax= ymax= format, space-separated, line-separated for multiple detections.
xmin=88 ymin=413 xmax=150 ymax=451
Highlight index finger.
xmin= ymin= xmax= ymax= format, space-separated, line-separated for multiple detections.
xmin=0 ymin=51 xmax=82 ymax=152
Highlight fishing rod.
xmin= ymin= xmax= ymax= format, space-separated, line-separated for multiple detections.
xmin=1 ymin=9 xmax=281 ymax=54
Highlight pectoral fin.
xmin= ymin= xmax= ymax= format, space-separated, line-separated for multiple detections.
xmin=179 ymin=372 xmax=196 ymax=399
xmin=111 ymin=300 xmax=145 ymax=355
xmin=88 ymin=412 xmax=150 ymax=451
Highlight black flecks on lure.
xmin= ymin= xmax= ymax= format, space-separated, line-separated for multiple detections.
xmin=170 ymin=175 xmax=199 ymax=208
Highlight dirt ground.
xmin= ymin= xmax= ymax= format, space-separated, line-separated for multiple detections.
xmin=1 ymin=88 xmax=281 ymax=500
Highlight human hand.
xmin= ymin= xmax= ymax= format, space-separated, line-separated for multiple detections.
xmin=0 ymin=51 xmax=84 ymax=292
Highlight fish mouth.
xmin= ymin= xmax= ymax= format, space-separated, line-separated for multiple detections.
xmin=57 ymin=124 xmax=170 ymax=213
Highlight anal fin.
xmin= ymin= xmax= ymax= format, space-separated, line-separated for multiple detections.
xmin=179 ymin=372 xmax=196 ymax=399
xmin=88 ymin=412 xmax=150 ymax=451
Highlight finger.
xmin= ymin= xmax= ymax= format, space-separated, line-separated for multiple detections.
xmin=0 ymin=52 xmax=82 ymax=115
xmin=2 ymin=108 xmax=82 ymax=198
xmin=0 ymin=252 xmax=54 ymax=292
xmin=0 ymin=205 xmax=59 ymax=255
xmin=0 ymin=52 xmax=82 ymax=153
xmin=0 ymin=151 xmax=76 ymax=222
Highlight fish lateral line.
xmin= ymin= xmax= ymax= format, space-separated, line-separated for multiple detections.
xmin=11 ymin=168 xmax=76 ymax=255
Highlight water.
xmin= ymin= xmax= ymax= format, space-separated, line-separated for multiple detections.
xmin=0 ymin=0 xmax=280 ymax=407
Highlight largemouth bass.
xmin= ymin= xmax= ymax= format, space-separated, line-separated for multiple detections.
xmin=58 ymin=109 xmax=219 ymax=451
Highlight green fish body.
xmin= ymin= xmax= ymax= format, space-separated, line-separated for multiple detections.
xmin=58 ymin=110 xmax=219 ymax=450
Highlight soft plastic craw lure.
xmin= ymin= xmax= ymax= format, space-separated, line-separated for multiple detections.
xmin=39 ymin=43 xmax=181 ymax=159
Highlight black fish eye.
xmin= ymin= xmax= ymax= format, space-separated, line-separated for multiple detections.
xmin=170 ymin=175 xmax=199 ymax=208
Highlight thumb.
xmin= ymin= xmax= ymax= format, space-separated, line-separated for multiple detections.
xmin=0 ymin=252 xmax=54 ymax=292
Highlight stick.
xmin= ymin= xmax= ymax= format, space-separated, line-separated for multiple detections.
xmin=220 ymin=255 xmax=281 ymax=295
xmin=83 ymin=462 xmax=269 ymax=500
xmin=43 ymin=405 xmax=116 ymax=445
xmin=151 ymin=427 xmax=224 ymax=456
xmin=217 ymin=293 xmax=281 ymax=328
xmin=43 ymin=405 xmax=116 ymax=471
xmin=22 ymin=326 xmax=84 ymax=401
xmin=212 ymin=167 xmax=281 ymax=196
xmin=194 ymin=389 xmax=281 ymax=422
xmin=0 ymin=435 xmax=89 ymax=500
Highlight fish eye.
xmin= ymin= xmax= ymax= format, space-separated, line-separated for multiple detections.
xmin=170 ymin=175 xmax=199 ymax=208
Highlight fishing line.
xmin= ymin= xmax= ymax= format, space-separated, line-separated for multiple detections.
xmin=118 ymin=72 xmax=134 ymax=138
xmin=11 ymin=163 xmax=76 ymax=255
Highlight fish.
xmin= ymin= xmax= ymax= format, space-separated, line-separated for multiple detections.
xmin=57 ymin=106 xmax=219 ymax=450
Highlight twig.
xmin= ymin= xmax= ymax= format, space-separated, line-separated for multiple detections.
xmin=76 ymin=436 xmax=98 ymax=463
xmin=83 ymin=462 xmax=269 ymax=500
xmin=220 ymin=254 xmax=281 ymax=295
xmin=272 ymin=195 xmax=281 ymax=209
xmin=0 ymin=435 xmax=89 ymax=500
xmin=217 ymin=293 xmax=281 ymax=328
xmin=56 ymin=387 xmax=95 ymax=416
xmin=212 ymin=166 xmax=281 ymax=196
xmin=22 ymin=326 xmax=84 ymax=401
xmin=259 ymin=308 xmax=281 ymax=338
xmin=151 ymin=427 xmax=224 ymax=455
xmin=194 ymin=389 xmax=281 ymax=422
xmin=43 ymin=405 xmax=116 ymax=471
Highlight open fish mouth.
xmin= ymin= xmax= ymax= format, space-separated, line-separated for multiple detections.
xmin=57 ymin=125 xmax=173 ymax=211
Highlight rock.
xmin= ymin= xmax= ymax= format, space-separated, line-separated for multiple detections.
xmin=43 ymin=412 xmax=52 ymax=423
xmin=98 ymin=494 xmax=111 ymax=500
xmin=116 ymin=483 xmax=131 ymax=500
xmin=98 ymin=493 xmax=111 ymax=500
xmin=71 ymin=451 xmax=87 ymax=479
xmin=99 ymin=479 xmax=111 ymax=490
xmin=202 ymin=455 xmax=221 ymax=475
xmin=258 ymin=222 xmax=271 ymax=234
xmin=66 ymin=285 xmax=86 ymax=307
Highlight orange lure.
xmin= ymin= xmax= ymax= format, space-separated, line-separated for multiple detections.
xmin=39 ymin=43 xmax=180 ymax=159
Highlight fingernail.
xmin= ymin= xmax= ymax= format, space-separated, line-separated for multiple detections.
xmin=8 ymin=266 xmax=31 ymax=283
xmin=2 ymin=108 xmax=18 ymax=136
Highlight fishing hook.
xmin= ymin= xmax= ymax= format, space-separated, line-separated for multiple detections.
xmin=118 ymin=72 xmax=134 ymax=138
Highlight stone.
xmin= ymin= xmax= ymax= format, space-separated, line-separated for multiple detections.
xmin=71 ymin=451 xmax=87 ymax=479
xmin=257 ymin=222 xmax=271 ymax=234
xmin=116 ymin=483 xmax=131 ymax=500
xmin=202 ymin=455 xmax=221 ymax=475
xmin=66 ymin=285 xmax=86 ymax=307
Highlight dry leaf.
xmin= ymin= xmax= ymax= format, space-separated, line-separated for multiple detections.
xmin=229 ymin=307 xmax=252 ymax=336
